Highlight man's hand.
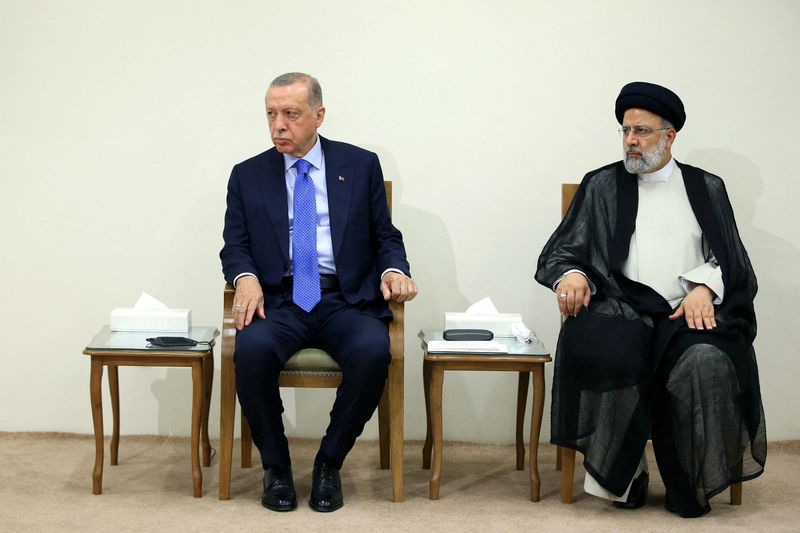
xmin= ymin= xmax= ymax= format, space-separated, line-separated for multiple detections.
xmin=555 ymin=272 xmax=591 ymax=317
xmin=669 ymin=284 xmax=716 ymax=330
xmin=233 ymin=275 xmax=266 ymax=330
xmin=380 ymin=272 xmax=418 ymax=302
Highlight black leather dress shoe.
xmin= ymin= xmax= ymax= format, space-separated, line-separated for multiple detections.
xmin=613 ymin=472 xmax=649 ymax=509
xmin=665 ymin=491 xmax=677 ymax=513
xmin=261 ymin=465 xmax=297 ymax=512
xmin=664 ymin=491 xmax=711 ymax=518
xmin=309 ymin=463 xmax=343 ymax=512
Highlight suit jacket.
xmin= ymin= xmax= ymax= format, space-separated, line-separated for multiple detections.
xmin=220 ymin=136 xmax=410 ymax=320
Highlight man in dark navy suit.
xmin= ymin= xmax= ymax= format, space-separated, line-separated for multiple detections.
xmin=220 ymin=72 xmax=416 ymax=513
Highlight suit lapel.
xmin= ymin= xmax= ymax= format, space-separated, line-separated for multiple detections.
xmin=258 ymin=150 xmax=290 ymax=265
xmin=321 ymin=137 xmax=353 ymax=260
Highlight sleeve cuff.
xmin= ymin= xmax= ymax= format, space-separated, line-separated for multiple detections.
xmin=233 ymin=272 xmax=257 ymax=288
xmin=381 ymin=268 xmax=406 ymax=279
xmin=554 ymin=269 xmax=596 ymax=295
xmin=679 ymin=263 xmax=724 ymax=304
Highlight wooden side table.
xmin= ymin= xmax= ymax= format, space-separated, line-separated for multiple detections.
xmin=419 ymin=330 xmax=551 ymax=501
xmin=83 ymin=326 xmax=218 ymax=497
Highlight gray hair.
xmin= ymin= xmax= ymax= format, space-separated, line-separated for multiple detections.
xmin=269 ymin=72 xmax=323 ymax=107
xmin=663 ymin=118 xmax=675 ymax=130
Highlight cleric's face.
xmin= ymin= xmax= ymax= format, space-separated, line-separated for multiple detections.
xmin=621 ymin=108 xmax=675 ymax=174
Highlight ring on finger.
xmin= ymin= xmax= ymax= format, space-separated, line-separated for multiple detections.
xmin=559 ymin=293 xmax=567 ymax=299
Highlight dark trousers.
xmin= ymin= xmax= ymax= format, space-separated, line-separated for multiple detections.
xmin=652 ymin=331 xmax=740 ymax=518
xmin=234 ymin=290 xmax=390 ymax=470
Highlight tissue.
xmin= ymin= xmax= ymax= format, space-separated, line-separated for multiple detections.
xmin=109 ymin=292 xmax=191 ymax=332
xmin=445 ymin=297 xmax=534 ymax=340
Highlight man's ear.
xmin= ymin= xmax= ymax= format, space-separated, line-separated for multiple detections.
xmin=315 ymin=105 xmax=326 ymax=128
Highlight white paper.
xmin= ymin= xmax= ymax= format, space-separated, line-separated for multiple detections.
xmin=134 ymin=292 xmax=169 ymax=311
xmin=426 ymin=340 xmax=506 ymax=353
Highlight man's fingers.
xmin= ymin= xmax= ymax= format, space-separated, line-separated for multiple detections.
xmin=233 ymin=292 xmax=263 ymax=330
xmin=557 ymin=289 xmax=568 ymax=315
xmin=244 ymin=303 xmax=256 ymax=327
xmin=382 ymin=275 xmax=418 ymax=302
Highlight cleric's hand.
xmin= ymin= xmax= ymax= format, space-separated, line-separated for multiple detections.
xmin=669 ymin=284 xmax=717 ymax=330
xmin=555 ymin=272 xmax=591 ymax=317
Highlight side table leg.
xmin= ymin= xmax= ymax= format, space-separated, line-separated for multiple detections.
xmin=90 ymin=358 xmax=104 ymax=495
xmin=191 ymin=360 xmax=203 ymax=497
xmin=516 ymin=371 xmax=529 ymax=471
xmin=422 ymin=358 xmax=432 ymax=469
xmin=429 ymin=364 xmax=444 ymax=500
xmin=108 ymin=364 xmax=120 ymax=466
xmin=529 ymin=364 xmax=545 ymax=502
xmin=201 ymin=354 xmax=213 ymax=467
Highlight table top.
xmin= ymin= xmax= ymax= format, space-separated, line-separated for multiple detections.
xmin=85 ymin=325 xmax=219 ymax=353
xmin=419 ymin=329 xmax=549 ymax=357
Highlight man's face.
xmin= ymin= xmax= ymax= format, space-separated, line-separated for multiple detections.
xmin=266 ymin=81 xmax=325 ymax=158
xmin=621 ymin=108 xmax=675 ymax=174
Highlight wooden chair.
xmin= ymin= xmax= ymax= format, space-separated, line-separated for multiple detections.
xmin=556 ymin=183 xmax=742 ymax=505
xmin=218 ymin=181 xmax=405 ymax=502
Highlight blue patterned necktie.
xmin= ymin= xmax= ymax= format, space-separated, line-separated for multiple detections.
xmin=292 ymin=159 xmax=320 ymax=312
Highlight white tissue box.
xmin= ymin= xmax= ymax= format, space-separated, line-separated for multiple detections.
xmin=444 ymin=312 xmax=523 ymax=336
xmin=110 ymin=308 xmax=191 ymax=333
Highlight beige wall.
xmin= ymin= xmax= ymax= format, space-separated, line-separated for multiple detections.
xmin=2 ymin=0 xmax=798 ymax=442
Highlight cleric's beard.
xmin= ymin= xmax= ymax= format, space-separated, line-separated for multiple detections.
xmin=624 ymin=134 xmax=669 ymax=174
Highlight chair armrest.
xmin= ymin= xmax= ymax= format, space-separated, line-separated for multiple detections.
xmin=388 ymin=301 xmax=404 ymax=362
xmin=222 ymin=283 xmax=236 ymax=362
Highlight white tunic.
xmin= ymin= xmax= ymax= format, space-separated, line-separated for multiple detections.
xmin=623 ymin=159 xmax=724 ymax=307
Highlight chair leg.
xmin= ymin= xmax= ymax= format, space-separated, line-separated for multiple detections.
xmin=378 ymin=384 xmax=390 ymax=470
xmin=730 ymin=461 xmax=743 ymax=505
xmin=241 ymin=414 xmax=252 ymax=468
xmin=556 ymin=445 xmax=562 ymax=471
xmin=218 ymin=355 xmax=236 ymax=500
xmin=515 ymin=372 xmax=529 ymax=471
xmin=730 ymin=482 xmax=742 ymax=505
xmin=388 ymin=357 xmax=404 ymax=502
xmin=560 ymin=447 xmax=576 ymax=503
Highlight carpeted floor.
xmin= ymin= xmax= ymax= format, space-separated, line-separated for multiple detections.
xmin=1 ymin=433 xmax=797 ymax=532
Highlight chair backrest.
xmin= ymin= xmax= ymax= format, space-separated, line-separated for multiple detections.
xmin=561 ymin=183 xmax=579 ymax=219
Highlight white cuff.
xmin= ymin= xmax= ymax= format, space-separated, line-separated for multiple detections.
xmin=233 ymin=272 xmax=257 ymax=288
xmin=381 ymin=268 xmax=405 ymax=279
xmin=679 ymin=263 xmax=724 ymax=304
xmin=554 ymin=269 xmax=597 ymax=295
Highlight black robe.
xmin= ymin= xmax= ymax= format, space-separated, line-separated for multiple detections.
xmin=535 ymin=160 xmax=766 ymax=509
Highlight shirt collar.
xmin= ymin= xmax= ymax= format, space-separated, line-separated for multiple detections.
xmin=283 ymin=135 xmax=323 ymax=172
xmin=639 ymin=157 xmax=675 ymax=183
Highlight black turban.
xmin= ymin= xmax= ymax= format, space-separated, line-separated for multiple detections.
xmin=615 ymin=81 xmax=686 ymax=131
